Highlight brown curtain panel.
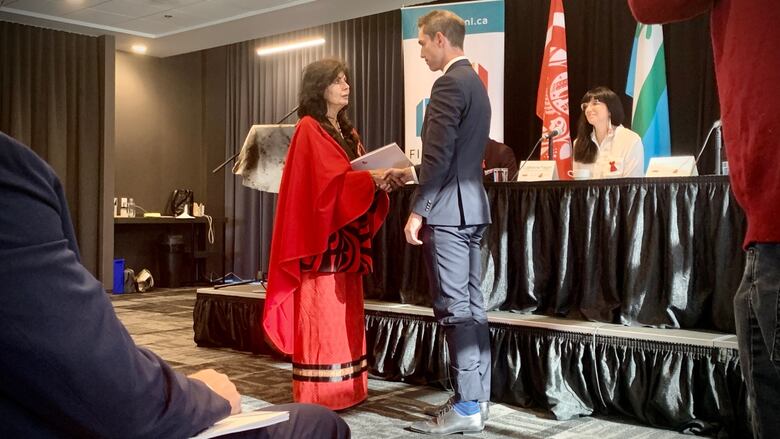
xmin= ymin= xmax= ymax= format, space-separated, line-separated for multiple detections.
xmin=224 ymin=11 xmax=403 ymax=279
xmin=0 ymin=21 xmax=106 ymax=275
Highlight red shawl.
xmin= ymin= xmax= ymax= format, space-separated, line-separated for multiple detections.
xmin=263 ymin=116 xmax=389 ymax=354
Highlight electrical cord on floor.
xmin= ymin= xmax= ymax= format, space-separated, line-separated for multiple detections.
xmin=204 ymin=214 xmax=214 ymax=244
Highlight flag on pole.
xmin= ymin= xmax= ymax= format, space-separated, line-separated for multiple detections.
xmin=626 ymin=23 xmax=671 ymax=171
xmin=536 ymin=0 xmax=572 ymax=180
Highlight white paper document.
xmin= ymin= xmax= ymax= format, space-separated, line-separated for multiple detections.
xmin=351 ymin=142 xmax=412 ymax=170
xmin=190 ymin=410 xmax=289 ymax=439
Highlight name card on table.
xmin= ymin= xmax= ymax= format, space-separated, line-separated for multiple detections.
xmin=517 ymin=161 xmax=558 ymax=182
xmin=645 ymin=156 xmax=699 ymax=177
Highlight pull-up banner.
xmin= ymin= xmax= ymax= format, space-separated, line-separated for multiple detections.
xmin=401 ymin=0 xmax=505 ymax=164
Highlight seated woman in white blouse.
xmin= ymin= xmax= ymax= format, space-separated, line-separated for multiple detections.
xmin=572 ymin=86 xmax=644 ymax=178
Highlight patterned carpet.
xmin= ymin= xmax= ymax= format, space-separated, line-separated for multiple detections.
xmin=111 ymin=289 xmax=697 ymax=438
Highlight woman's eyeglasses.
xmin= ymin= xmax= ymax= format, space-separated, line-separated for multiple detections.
xmin=581 ymin=99 xmax=604 ymax=111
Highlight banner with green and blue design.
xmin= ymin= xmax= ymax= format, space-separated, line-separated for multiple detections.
xmin=626 ymin=23 xmax=671 ymax=171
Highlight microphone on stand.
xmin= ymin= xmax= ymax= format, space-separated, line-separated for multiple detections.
xmin=694 ymin=119 xmax=722 ymax=174
xmin=212 ymin=105 xmax=300 ymax=174
xmin=275 ymin=105 xmax=300 ymax=125
xmin=543 ymin=129 xmax=559 ymax=160
xmin=517 ymin=130 xmax=560 ymax=174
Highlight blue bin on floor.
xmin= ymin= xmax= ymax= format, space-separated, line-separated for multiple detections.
xmin=113 ymin=258 xmax=125 ymax=294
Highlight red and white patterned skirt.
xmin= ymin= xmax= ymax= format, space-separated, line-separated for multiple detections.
xmin=292 ymin=271 xmax=368 ymax=410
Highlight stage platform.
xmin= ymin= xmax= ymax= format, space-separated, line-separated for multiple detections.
xmin=193 ymin=284 xmax=749 ymax=437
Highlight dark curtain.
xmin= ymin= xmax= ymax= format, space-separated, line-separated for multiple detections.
xmin=0 ymin=21 xmax=106 ymax=275
xmin=224 ymin=12 xmax=404 ymax=279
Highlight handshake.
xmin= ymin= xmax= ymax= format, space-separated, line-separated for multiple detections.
xmin=369 ymin=167 xmax=415 ymax=192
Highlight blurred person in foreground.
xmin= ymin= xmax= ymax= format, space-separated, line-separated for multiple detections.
xmin=628 ymin=0 xmax=780 ymax=437
xmin=0 ymin=131 xmax=349 ymax=439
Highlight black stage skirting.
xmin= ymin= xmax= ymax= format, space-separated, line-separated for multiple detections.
xmin=193 ymin=292 xmax=749 ymax=436
xmin=365 ymin=176 xmax=745 ymax=333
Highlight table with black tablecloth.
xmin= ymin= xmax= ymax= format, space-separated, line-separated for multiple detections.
xmin=365 ymin=176 xmax=745 ymax=333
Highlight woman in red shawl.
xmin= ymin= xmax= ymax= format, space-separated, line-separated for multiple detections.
xmin=263 ymin=58 xmax=390 ymax=410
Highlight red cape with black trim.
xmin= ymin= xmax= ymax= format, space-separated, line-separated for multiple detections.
xmin=262 ymin=116 xmax=389 ymax=355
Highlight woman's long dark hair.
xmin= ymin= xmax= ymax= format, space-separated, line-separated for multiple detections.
xmin=573 ymin=86 xmax=625 ymax=164
xmin=297 ymin=58 xmax=361 ymax=160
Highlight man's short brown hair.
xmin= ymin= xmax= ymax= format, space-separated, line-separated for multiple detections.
xmin=417 ymin=10 xmax=465 ymax=49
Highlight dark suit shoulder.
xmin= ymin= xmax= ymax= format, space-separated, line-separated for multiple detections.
xmin=445 ymin=59 xmax=472 ymax=73
xmin=432 ymin=70 xmax=461 ymax=88
xmin=445 ymin=62 xmax=487 ymax=97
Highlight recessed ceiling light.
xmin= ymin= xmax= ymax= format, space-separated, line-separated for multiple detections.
xmin=256 ymin=38 xmax=326 ymax=56
xmin=131 ymin=44 xmax=147 ymax=55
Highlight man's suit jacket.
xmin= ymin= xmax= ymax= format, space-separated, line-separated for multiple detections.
xmin=0 ymin=132 xmax=228 ymax=438
xmin=411 ymin=59 xmax=492 ymax=226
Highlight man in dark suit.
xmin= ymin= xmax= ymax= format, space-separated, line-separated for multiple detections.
xmin=0 ymin=131 xmax=349 ymax=438
xmin=385 ymin=9 xmax=491 ymax=435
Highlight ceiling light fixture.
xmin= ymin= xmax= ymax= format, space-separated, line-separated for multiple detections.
xmin=256 ymin=38 xmax=325 ymax=56
xmin=131 ymin=44 xmax=147 ymax=55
